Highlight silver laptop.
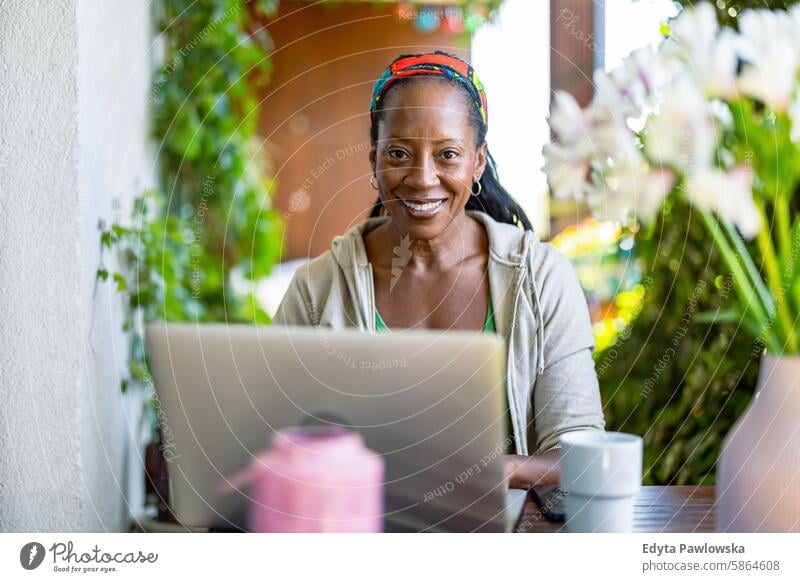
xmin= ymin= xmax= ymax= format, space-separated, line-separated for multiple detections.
xmin=146 ymin=323 xmax=528 ymax=532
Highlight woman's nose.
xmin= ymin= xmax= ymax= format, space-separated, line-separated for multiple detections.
xmin=403 ymin=155 xmax=440 ymax=190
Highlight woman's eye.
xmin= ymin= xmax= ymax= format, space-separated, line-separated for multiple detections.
xmin=441 ymin=150 xmax=459 ymax=160
xmin=388 ymin=149 xmax=408 ymax=160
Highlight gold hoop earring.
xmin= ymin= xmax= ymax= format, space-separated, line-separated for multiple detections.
xmin=370 ymin=175 xmax=378 ymax=190
xmin=471 ymin=181 xmax=482 ymax=197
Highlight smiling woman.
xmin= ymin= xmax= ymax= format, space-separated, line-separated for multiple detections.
xmin=273 ymin=51 xmax=606 ymax=489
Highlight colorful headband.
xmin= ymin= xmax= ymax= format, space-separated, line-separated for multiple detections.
xmin=370 ymin=51 xmax=488 ymax=128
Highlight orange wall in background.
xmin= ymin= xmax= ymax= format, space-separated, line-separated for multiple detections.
xmin=256 ymin=1 xmax=467 ymax=260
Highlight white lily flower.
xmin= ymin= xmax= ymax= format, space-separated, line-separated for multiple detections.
xmin=586 ymin=69 xmax=638 ymax=124
xmin=599 ymin=43 xmax=692 ymax=141
xmin=703 ymin=29 xmax=740 ymax=100
xmin=665 ymin=1 xmax=719 ymax=54
xmin=596 ymin=123 xmax=642 ymax=166
xmin=685 ymin=166 xmax=761 ymax=239
xmin=736 ymin=8 xmax=799 ymax=111
xmin=628 ymin=167 xmax=677 ymax=224
xmin=611 ymin=45 xmax=677 ymax=111
xmin=585 ymin=185 xmax=635 ymax=225
xmin=542 ymin=143 xmax=589 ymax=201
xmin=660 ymin=2 xmax=738 ymax=99
xmin=548 ymin=91 xmax=598 ymax=157
xmin=644 ymin=76 xmax=717 ymax=174
xmin=738 ymin=57 xmax=798 ymax=113
xmin=591 ymin=46 xmax=678 ymax=125
xmin=590 ymin=162 xmax=676 ymax=225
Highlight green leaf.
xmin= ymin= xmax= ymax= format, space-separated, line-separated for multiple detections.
xmin=111 ymin=224 xmax=130 ymax=238
xmin=112 ymin=272 xmax=127 ymax=292
xmin=100 ymin=231 xmax=115 ymax=249
xmin=694 ymin=309 xmax=740 ymax=325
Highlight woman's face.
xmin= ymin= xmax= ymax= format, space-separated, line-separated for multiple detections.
xmin=370 ymin=78 xmax=488 ymax=241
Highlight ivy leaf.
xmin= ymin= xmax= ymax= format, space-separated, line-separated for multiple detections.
xmin=96 ymin=268 xmax=109 ymax=282
xmin=134 ymin=196 xmax=149 ymax=217
xmin=113 ymin=272 xmax=127 ymax=292
xmin=100 ymin=231 xmax=115 ymax=249
xmin=111 ymin=224 xmax=130 ymax=238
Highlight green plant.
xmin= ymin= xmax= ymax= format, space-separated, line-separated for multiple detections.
xmin=596 ymin=198 xmax=760 ymax=485
xmin=98 ymin=0 xmax=284 ymax=404
xmin=545 ymin=2 xmax=800 ymax=483
xmin=548 ymin=3 xmax=800 ymax=353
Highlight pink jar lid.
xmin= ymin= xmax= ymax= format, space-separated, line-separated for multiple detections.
xmin=272 ymin=425 xmax=367 ymax=459
xmin=218 ymin=425 xmax=380 ymax=497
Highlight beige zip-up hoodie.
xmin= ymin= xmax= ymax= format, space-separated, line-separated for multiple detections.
xmin=273 ymin=210 xmax=606 ymax=456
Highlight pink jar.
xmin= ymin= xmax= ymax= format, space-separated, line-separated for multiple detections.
xmin=227 ymin=426 xmax=384 ymax=532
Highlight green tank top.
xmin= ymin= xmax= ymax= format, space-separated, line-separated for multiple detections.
xmin=374 ymin=298 xmax=515 ymax=454
xmin=374 ymin=301 xmax=495 ymax=332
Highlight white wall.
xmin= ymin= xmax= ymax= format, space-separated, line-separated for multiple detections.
xmin=0 ymin=0 xmax=83 ymax=532
xmin=0 ymin=0 xmax=156 ymax=531
xmin=77 ymin=0 xmax=157 ymax=532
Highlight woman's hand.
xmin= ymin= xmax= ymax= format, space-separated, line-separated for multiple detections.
xmin=503 ymin=450 xmax=561 ymax=489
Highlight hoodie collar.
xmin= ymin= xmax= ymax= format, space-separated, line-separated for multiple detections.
xmin=331 ymin=210 xmax=536 ymax=269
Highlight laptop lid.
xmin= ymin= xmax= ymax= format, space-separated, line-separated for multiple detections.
xmin=145 ymin=323 xmax=511 ymax=532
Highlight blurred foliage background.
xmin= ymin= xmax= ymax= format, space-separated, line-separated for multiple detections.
xmin=596 ymin=198 xmax=761 ymax=485
xmin=596 ymin=0 xmax=800 ymax=486
xmin=99 ymin=0 xmax=283 ymax=403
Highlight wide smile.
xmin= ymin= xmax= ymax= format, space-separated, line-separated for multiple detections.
xmin=399 ymin=198 xmax=447 ymax=219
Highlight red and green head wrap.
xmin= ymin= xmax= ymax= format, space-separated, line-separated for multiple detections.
xmin=370 ymin=51 xmax=488 ymax=130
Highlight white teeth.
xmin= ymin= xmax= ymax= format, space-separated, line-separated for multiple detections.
xmin=401 ymin=199 xmax=445 ymax=212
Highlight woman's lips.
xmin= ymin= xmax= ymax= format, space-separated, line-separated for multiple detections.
xmin=399 ymin=198 xmax=447 ymax=219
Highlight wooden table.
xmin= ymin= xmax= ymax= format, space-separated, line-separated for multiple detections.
xmin=134 ymin=486 xmax=716 ymax=533
xmin=516 ymin=486 xmax=716 ymax=533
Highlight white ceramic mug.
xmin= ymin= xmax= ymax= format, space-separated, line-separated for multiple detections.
xmin=559 ymin=431 xmax=643 ymax=532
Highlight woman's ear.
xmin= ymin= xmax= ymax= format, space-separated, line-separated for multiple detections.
xmin=474 ymin=142 xmax=488 ymax=182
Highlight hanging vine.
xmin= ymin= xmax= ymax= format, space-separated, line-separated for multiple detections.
xmin=98 ymin=0 xmax=283 ymax=400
